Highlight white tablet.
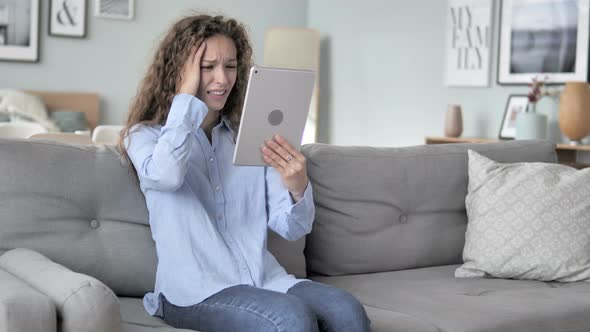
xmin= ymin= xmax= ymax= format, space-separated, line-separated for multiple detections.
xmin=233 ymin=66 xmax=316 ymax=166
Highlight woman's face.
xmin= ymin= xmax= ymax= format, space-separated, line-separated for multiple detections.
xmin=196 ymin=34 xmax=238 ymax=111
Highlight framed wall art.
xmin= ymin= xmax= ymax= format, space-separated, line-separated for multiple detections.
xmin=445 ymin=0 xmax=494 ymax=87
xmin=95 ymin=0 xmax=134 ymax=20
xmin=0 ymin=0 xmax=39 ymax=62
xmin=499 ymin=94 xmax=529 ymax=139
xmin=498 ymin=0 xmax=590 ymax=84
xmin=49 ymin=0 xmax=87 ymax=38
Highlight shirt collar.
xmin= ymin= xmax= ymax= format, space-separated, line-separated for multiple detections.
xmin=220 ymin=115 xmax=235 ymax=135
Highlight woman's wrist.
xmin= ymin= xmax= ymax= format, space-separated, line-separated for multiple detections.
xmin=289 ymin=181 xmax=308 ymax=203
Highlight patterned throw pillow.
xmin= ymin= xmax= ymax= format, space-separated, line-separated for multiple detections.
xmin=455 ymin=150 xmax=590 ymax=282
xmin=49 ymin=110 xmax=88 ymax=132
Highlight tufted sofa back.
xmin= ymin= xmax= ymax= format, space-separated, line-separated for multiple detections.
xmin=0 ymin=139 xmax=305 ymax=297
xmin=301 ymin=140 xmax=557 ymax=276
xmin=0 ymin=140 xmax=155 ymax=296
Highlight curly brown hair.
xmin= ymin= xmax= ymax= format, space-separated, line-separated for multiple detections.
xmin=117 ymin=14 xmax=253 ymax=170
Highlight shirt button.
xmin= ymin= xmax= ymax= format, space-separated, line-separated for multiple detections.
xmin=215 ymin=186 xmax=221 ymax=192
xmin=209 ymin=157 xmax=214 ymax=162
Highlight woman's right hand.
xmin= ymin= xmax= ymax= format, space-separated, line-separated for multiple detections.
xmin=177 ymin=42 xmax=207 ymax=96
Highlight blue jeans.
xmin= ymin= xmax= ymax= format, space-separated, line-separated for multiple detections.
xmin=161 ymin=280 xmax=371 ymax=332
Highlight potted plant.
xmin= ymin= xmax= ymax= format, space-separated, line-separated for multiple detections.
xmin=515 ymin=76 xmax=549 ymax=140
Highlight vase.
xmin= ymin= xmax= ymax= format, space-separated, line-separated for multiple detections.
xmin=515 ymin=103 xmax=547 ymax=140
xmin=536 ymin=96 xmax=561 ymax=143
xmin=559 ymin=81 xmax=590 ymax=145
xmin=444 ymin=104 xmax=463 ymax=138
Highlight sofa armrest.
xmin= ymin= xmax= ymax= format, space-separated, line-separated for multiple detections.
xmin=0 ymin=248 xmax=122 ymax=332
xmin=0 ymin=267 xmax=56 ymax=332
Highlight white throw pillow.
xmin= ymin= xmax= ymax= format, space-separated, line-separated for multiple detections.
xmin=0 ymin=89 xmax=59 ymax=131
xmin=455 ymin=150 xmax=590 ymax=282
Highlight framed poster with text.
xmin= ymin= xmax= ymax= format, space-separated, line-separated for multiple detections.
xmin=445 ymin=0 xmax=493 ymax=87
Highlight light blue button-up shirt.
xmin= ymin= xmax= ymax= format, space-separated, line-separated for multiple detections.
xmin=124 ymin=94 xmax=315 ymax=316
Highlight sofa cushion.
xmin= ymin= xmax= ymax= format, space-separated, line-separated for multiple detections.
xmin=119 ymin=297 xmax=196 ymax=332
xmin=362 ymin=306 xmax=439 ymax=332
xmin=0 ymin=248 xmax=122 ymax=332
xmin=0 ymin=140 xmax=156 ymax=296
xmin=121 ymin=323 xmax=197 ymax=332
xmin=312 ymin=264 xmax=590 ymax=332
xmin=301 ymin=140 xmax=557 ymax=276
xmin=49 ymin=110 xmax=88 ymax=132
xmin=267 ymin=229 xmax=306 ymax=278
xmin=0 ymin=267 xmax=56 ymax=332
xmin=456 ymin=150 xmax=590 ymax=281
xmin=0 ymin=139 xmax=307 ymax=297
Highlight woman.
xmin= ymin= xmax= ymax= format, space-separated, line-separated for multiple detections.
xmin=118 ymin=14 xmax=370 ymax=332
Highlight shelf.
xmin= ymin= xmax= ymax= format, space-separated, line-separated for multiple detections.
xmin=425 ymin=136 xmax=496 ymax=144
xmin=424 ymin=136 xmax=590 ymax=169
xmin=425 ymin=136 xmax=590 ymax=151
xmin=554 ymin=144 xmax=590 ymax=151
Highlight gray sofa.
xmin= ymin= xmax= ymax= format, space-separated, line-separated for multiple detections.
xmin=1 ymin=138 xmax=589 ymax=332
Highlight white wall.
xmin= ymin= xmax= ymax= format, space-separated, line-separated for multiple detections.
xmin=308 ymin=0 xmax=555 ymax=147
xmin=0 ymin=0 xmax=307 ymax=124
xmin=1 ymin=0 xmax=569 ymax=147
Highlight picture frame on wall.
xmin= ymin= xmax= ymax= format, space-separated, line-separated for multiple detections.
xmin=0 ymin=0 xmax=39 ymax=62
xmin=95 ymin=0 xmax=134 ymax=20
xmin=445 ymin=0 xmax=494 ymax=87
xmin=499 ymin=94 xmax=529 ymax=139
xmin=498 ymin=0 xmax=590 ymax=84
xmin=49 ymin=0 xmax=87 ymax=38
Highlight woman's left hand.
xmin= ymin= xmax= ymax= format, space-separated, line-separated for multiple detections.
xmin=261 ymin=134 xmax=309 ymax=202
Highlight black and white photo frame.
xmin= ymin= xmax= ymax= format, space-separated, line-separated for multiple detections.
xmin=49 ymin=0 xmax=87 ymax=38
xmin=0 ymin=0 xmax=39 ymax=62
xmin=498 ymin=0 xmax=590 ymax=84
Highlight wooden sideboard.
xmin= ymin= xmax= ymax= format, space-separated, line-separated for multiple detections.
xmin=425 ymin=136 xmax=590 ymax=169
